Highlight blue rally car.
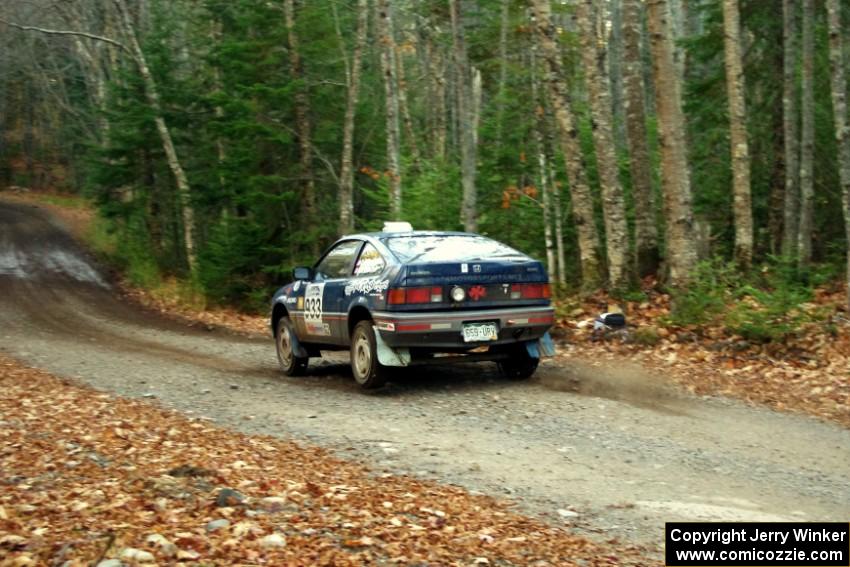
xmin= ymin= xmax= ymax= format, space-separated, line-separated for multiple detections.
xmin=270 ymin=223 xmax=556 ymax=389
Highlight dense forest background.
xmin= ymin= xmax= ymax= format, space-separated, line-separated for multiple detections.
xmin=1 ymin=0 xmax=849 ymax=314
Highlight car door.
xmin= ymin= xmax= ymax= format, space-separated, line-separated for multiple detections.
xmin=306 ymin=239 xmax=363 ymax=345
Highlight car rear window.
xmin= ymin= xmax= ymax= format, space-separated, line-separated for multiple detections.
xmin=382 ymin=235 xmax=525 ymax=263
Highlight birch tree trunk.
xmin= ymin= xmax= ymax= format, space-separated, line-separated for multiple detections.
xmin=55 ymin=4 xmax=110 ymax=144
xmin=606 ymin=0 xmax=627 ymax=148
xmin=530 ymin=0 xmax=603 ymax=290
xmin=450 ymin=0 xmax=478 ymax=232
xmin=112 ymin=0 xmax=197 ymax=274
xmin=668 ymin=0 xmax=687 ymax=80
xmin=494 ymin=0 xmax=510 ymax=151
xmin=546 ymin=119 xmax=568 ymax=285
xmin=432 ymin=47 xmax=448 ymax=161
xmin=531 ymin=45 xmax=556 ymax=282
xmin=423 ymin=25 xmax=447 ymax=160
xmin=339 ymin=0 xmax=368 ymax=235
xmin=376 ymin=0 xmax=403 ymax=218
xmin=798 ymin=0 xmax=815 ymax=266
xmin=781 ymin=0 xmax=800 ymax=258
xmin=646 ymin=0 xmax=697 ymax=287
xmin=537 ymin=122 xmax=556 ymax=282
xmin=210 ymin=20 xmax=229 ymax=208
xmin=577 ymin=0 xmax=630 ymax=290
xmin=825 ymin=0 xmax=850 ymax=311
xmin=396 ymin=39 xmax=422 ymax=171
xmin=284 ymin=0 xmax=317 ymax=246
xmin=622 ymin=0 xmax=659 ymax=277
xmin=767 ymin=21 xmax=786 ymax=253
xmin=722 ymin=0 xmax=753 ymax=269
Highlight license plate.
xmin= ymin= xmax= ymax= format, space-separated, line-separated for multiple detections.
xmin=462 ymin=322 xmax=499 ymax=342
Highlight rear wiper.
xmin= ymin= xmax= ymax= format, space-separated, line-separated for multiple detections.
xmin=406 ymin=246 xmax=438 ymax=263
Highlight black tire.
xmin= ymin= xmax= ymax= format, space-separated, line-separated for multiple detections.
xmin=350 ymin=321 xmax=387 ymax=389
xmin=276 ymin=317 xmax=309 ymax=376
xmin=498 ymin=344 xmax=539 ymax=380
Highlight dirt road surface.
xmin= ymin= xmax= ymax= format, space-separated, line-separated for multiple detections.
xmin=2 ymin=199 xmax=848 ymax=554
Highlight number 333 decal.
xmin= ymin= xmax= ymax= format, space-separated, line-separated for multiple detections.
xmin=304 ymin=283 xmax=329 ymax=335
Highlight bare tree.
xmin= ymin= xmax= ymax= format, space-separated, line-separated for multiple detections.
xmin=798 ymin=0 xmax=815 ymax=266
xmin=284 ymin=0 xmax=317 ymax=247
xmin=531 ymin=44 xmax=556 ymax=282
xmin=577 ymin=0 xmax=630 ymax=290
xmin=420 ymin=16 xmax=447 ymax=160
xmin=376 ymin=0 xmax=403 ymax=219
xmin=338 ymin=0 xmax=368 ymax=235
xmin=766 ymin=16 xmax=787 ymax=253
xmin=826 ymin=0 xmax=850 ymax=310
xmin=530 ymin=0 xmax=603 ymax=290
xmin=449 ymin=0 xmax=478 ymax=232
xmin=494 ymin=0 xmax=510 ymax=151
xmin=646 ymin=0 xmax=697 ymax=287
xmin=546 ymin=119 xmax=567 ymax=286
xmin=209 ymin=17 xmax=228 ymax=200
xmin=722 ymin=0 xmax=753 ymax=269
xmin=395 ymin=29 xmax=422 ymax=171
xmin=52 ymin=5 xmax=111 ymax=144
xmin=621 ymin=0 xmax=659 ymax=276
xmin=112 ymin=0 xmax=198 ymax=274
xmin=781 ymin=0 xmax=800 ymax=258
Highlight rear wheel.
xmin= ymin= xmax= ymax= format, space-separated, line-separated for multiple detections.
xmin=498 ymin=343 xmax=539 ymax=380
xmin=276 ymin=317 xmax=309 ymax=376
xmin=350 ymin=321 xmax=387 ymax=389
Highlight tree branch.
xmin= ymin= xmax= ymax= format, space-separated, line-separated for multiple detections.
xmin=0 ymin=17 xmax=127 ymax=51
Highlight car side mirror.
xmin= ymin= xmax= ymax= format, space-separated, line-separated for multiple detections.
xmin=293 ymin=266 xmax=314 ymax=281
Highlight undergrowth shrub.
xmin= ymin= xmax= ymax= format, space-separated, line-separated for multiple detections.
xmin=670 ymin=256 xmax=829 ymax=342
xmin=669 ymin=258 xmax=738 ymax=326
xmin=86 ymin=214 xmax=161 ymax=289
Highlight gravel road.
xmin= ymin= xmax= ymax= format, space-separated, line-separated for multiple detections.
xmin=2 ymin=199 xmax=848 ymax=554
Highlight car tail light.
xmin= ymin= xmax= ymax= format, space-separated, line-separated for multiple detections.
xmin=511 ymin=283 xmax=551 ymax=299
xmin=387 ymin=289 xmax=406 ymax=305
xmin=387 ymin=286 xmax=443 ymax=305
xmin=405 ymin=287 xmax=431 ymax=303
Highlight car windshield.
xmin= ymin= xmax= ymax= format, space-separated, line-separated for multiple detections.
xmin=382 ymin=235 xmax=526 ymax=263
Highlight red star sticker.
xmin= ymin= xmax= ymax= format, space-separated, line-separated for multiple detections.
xmin=469 ymin=285 xmax=486 ymax=301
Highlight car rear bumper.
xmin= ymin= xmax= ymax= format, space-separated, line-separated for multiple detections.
xmin=372 ymin=306 xmax=555 ymax=349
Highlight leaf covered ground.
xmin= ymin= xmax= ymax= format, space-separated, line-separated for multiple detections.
xmin=558 ymin=285 xmax=850 ymax=428
xmin=0 ymin=357 xmax=646 ymax=566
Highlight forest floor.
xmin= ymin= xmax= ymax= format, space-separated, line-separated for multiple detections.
xmin=556 ymin=287 xmax=850 ymax=429
xmin=2 ymin=190 xmax=849 ymax=563
xmin=0 ymin=357 xmax=642 ymax=566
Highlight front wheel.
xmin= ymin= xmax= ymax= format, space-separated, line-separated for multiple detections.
xmin=276 ymin=317 xmax=309 ymax=376
xmin=350 ymin=321 xmax=387 ymax=389
xmin=498 ymin=344 xmax=539 ymax=380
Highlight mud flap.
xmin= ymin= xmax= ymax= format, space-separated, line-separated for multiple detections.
xmin=373 ymin=326 xmax=411 ymax=367
xmin=288 ymin=326 xmax=310 ymax=359
xmin=526 ymin=332 xmax=556 ymax=359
